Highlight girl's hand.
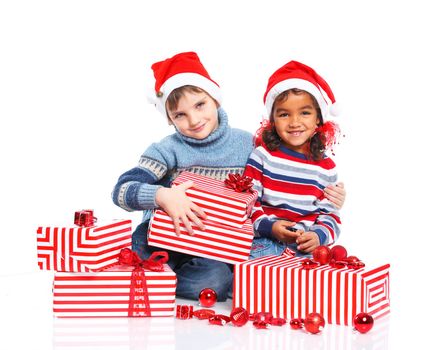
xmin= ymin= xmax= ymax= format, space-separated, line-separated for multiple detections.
xmin=296 ymin=232 xmax=320 ymax=253
xmin=324 ymin=182 xmax=346 ymax=209
xmin=155 ymin=181 xmax=207 ymax=236
xmin=271 ymin=220 xmax=302 ymax=243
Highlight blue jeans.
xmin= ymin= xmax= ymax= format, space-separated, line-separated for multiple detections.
xmin=249 ymin=237 xmax=311 ymax=259
xmin=132 ymin=221 xmax=233 ymax=301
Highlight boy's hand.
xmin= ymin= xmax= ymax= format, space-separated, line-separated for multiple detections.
xmin=271 ymin=220 xmax=302 ymax=243
xmin=296 ymin=232 xmax=320 ymax=253
xmin=324 ymin=182 xmax=346 ymax=209
xmin=155 ymin=181 xmax=207 ymax=236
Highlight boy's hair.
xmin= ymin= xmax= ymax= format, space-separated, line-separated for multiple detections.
xmin=165 ymin=85 xmax=219 ymax=115
xmin=262 ymin=88 xmax=325 ymax=161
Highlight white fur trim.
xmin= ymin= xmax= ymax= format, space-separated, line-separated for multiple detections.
xmin=154 ymin=73 xmax=222 ymax=116
xmin=265 ymin=78 xmax=330 ymax=118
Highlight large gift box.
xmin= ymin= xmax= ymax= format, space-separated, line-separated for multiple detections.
xmin=172 ymin=171 xmax=258 ymax=228
xmin=53 ymin=263 xmax=176 ymax=317
xmin=148 ymin=209 xmax=254 ymax=264
xmin=37 ymin=219 xmax=132 ymax=272
xmin=233 ymin=255 xmax=390 ymax=326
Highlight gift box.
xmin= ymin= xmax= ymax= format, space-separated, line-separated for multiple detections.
xmin=172 ymin=171 xmax=258 ymax=228
xmin=37 ymin=219 xmax=132 ymax=272
xmin=53 ymin=264 xmax=176 ymax=317
xmin=148 ymin=209 xmax=254 ymax=264
xmin=233 ymin=255 xmax=390 ymax=326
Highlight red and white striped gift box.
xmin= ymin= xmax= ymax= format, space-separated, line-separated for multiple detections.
xmin=172 ymin=171 xmax=258 ymax=228
xmin=147 ymin=210 xmax=254 ymax=264
xmin=233 ymin=255 xmax=390 ymax=326
xmin=37 ymin=219 xmax=132 ymax=272
xmin=53 ymin=264 xmax=176 ymax=317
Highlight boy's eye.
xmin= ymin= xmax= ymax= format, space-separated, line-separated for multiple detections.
xmin=196 ymin=102 xmax=205 ymax=109
xmin=174 ymin=113 xmax=185 ymax=119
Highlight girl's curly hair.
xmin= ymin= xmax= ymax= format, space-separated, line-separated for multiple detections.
xmin=257 ymin=89 xmax=326 ymax=161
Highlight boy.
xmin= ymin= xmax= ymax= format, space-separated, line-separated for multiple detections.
xmin=112 ymin=52 xmax=253 ymax=301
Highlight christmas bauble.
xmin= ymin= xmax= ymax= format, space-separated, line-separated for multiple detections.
xmin=353 ymin=312 xmax=374 ymax=333
xmin=330 ymin=245 xmax=348 ymax=261
xmin=230 ymin=307 xmax=249 ymax=327
xmin=312 ymin=246 xmax=332 ymax=264
xmin=304 ymin=312 xmax=325 ymax=334
xmin=198 ymin=288 xmax=217 ymax=308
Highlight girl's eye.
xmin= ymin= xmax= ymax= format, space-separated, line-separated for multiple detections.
xmin=301 ymin=111 xmax=311 ymax=116
xmin=278 ymin=113 xmax=288 ymax=118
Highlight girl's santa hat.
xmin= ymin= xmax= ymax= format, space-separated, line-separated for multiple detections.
xmin=263 ymin=60 xmax=340 ymax=118
xmin=148 ymin=51 xmax=222 ymax=116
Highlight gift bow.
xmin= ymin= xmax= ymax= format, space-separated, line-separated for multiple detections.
xmin=224 ymin=173 xmax=254 ymax=193
xmin=116 ymin=248 xmax=169 ymax=317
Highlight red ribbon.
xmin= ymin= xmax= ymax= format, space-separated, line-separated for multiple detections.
xmin=224 ymin=173 xmax=254 ymax=193
xmin=116 ymin=248 xmax=169 ymax=317
xmin=74 ymin=209 xmax=97 ymax=227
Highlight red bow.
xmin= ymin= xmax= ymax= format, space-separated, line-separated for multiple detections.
xmin=224 ymin=173 xmax=254 ymax=193
xmin=116 ymin=248 xmax=169 ymax=317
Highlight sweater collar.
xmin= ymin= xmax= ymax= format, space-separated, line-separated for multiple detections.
xmin=175 ymin=108 xmax=230 ymax=147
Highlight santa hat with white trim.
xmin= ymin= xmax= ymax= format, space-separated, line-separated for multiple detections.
xmin=148 ymin=51 xmax=222 ymax=116
xmin=263 ymin=60 xmax=340 ymax=119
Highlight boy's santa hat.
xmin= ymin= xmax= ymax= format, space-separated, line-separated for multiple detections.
xmin=263 ymin=60 xmax=340 ymax=118
xmin=148 ymin=51 xmax=222 ymax=116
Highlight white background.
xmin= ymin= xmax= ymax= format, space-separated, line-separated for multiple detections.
xmin=1 ymin=0 xmax=422 ymax=349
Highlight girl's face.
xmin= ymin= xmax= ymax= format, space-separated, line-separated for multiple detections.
xmin=272 ymin=91 xmax=320 ymax=154
xmin=167 ymin=90 xmax=219 ymax=140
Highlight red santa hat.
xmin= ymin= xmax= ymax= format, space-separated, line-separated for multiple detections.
xmin=149 ymin=52 xmax=222 ymax=116
xmin=263 ymin=60 xmax=340 ymax=118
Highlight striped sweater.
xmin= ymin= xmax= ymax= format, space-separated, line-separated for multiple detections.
xmin=112 ymin=108 xmax=254 ymax=222
xmin=243 ymin=144 xmax=341 ymax=245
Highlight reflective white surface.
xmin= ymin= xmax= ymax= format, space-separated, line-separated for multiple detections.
xmin=0 ymin=270 xmax=409 ymax=350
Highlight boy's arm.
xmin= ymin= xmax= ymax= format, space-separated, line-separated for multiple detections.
xmin=112 ymin=143 xmax=171 ymax=212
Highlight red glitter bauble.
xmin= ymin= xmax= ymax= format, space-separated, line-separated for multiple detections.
xmin=230 ymin=307 xmax=249 ymax=327
xmin=304 ymin=312 xmax=325 ymax=334
xmin=198 ymin=288 xmax=217 ymax=308
xmin=289 ymin=318 xmax=304 ymax=330
xmin=330 ymin=245 xmax=348 ymax=261
xmin=353 ymin=313 xmax=374 ymax=333
xmin=312 ymin=246 xmax=332 ymax=264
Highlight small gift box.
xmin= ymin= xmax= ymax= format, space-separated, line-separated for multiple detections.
xmin=53 ymin=250 xmax=177 ymax=318
xmin=233 ymin=255 xmax=390 ymax=326
xmin=37 ymin=211 xmax=132 ymax=272
xmin=172 ymin=172 xmax=258 ymax=228
xmin=148 ymin=209 xmax=254 ymax=265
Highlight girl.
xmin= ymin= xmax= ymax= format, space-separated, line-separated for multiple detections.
xmin=244 ymin=60 xmax=342 ymax=258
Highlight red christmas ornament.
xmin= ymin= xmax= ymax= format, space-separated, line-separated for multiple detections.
xmin=209 ymin=314 xmax=231 ymax=326
xmin=198 ymin=288 xmax=217 ymax=308
xmin=252 ymin=312 xmax=273 ymax=329
xmin=193 ymin=308 xmax=215 ymax=320
xmin=301 ymin=258 xmax=319 ymax=270
xmin=353 ymin=312 xmax=374 ymax=333
xmin=304 ymin=312 xmax=325 ymax=334
xmin=312 ymin=246 xmax=332 ymax=264
xmin=230 ymin=307 xmax=249 ymax=327
xmin=289 ymin=318 xmax=304 ymax=330
xmin=271 ymin=317 xmax=287 ymax=326
xmin=330 ymin=245 xmax=348 ymax=261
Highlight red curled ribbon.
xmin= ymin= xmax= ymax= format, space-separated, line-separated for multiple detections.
xmin=116 ymin=248 xmax=169 ymax=317
xmin=74 ymin=209 xmax=97 ymax=227
xmin=224 ymin=173 xmax=254 ymax=193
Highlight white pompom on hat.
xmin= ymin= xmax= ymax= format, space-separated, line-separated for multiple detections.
xmin=263 ymin=60 xmax=340 ymax=119
xmin=148 ymin=51 xmax=222 ymax=116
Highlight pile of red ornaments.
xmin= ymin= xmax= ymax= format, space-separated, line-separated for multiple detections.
xmin=302 ymin=244 xmax=365 ymax=270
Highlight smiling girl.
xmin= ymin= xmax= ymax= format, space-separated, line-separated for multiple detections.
xmin=244 ymin=60 xmax=342 ymax=258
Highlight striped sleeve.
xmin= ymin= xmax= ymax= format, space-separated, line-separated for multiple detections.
xmin=244 ymin=147 xmax=276 ymax=238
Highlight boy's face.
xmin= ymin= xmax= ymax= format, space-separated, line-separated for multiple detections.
xmin=167 ymin=91 xmax=219 ymax=140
